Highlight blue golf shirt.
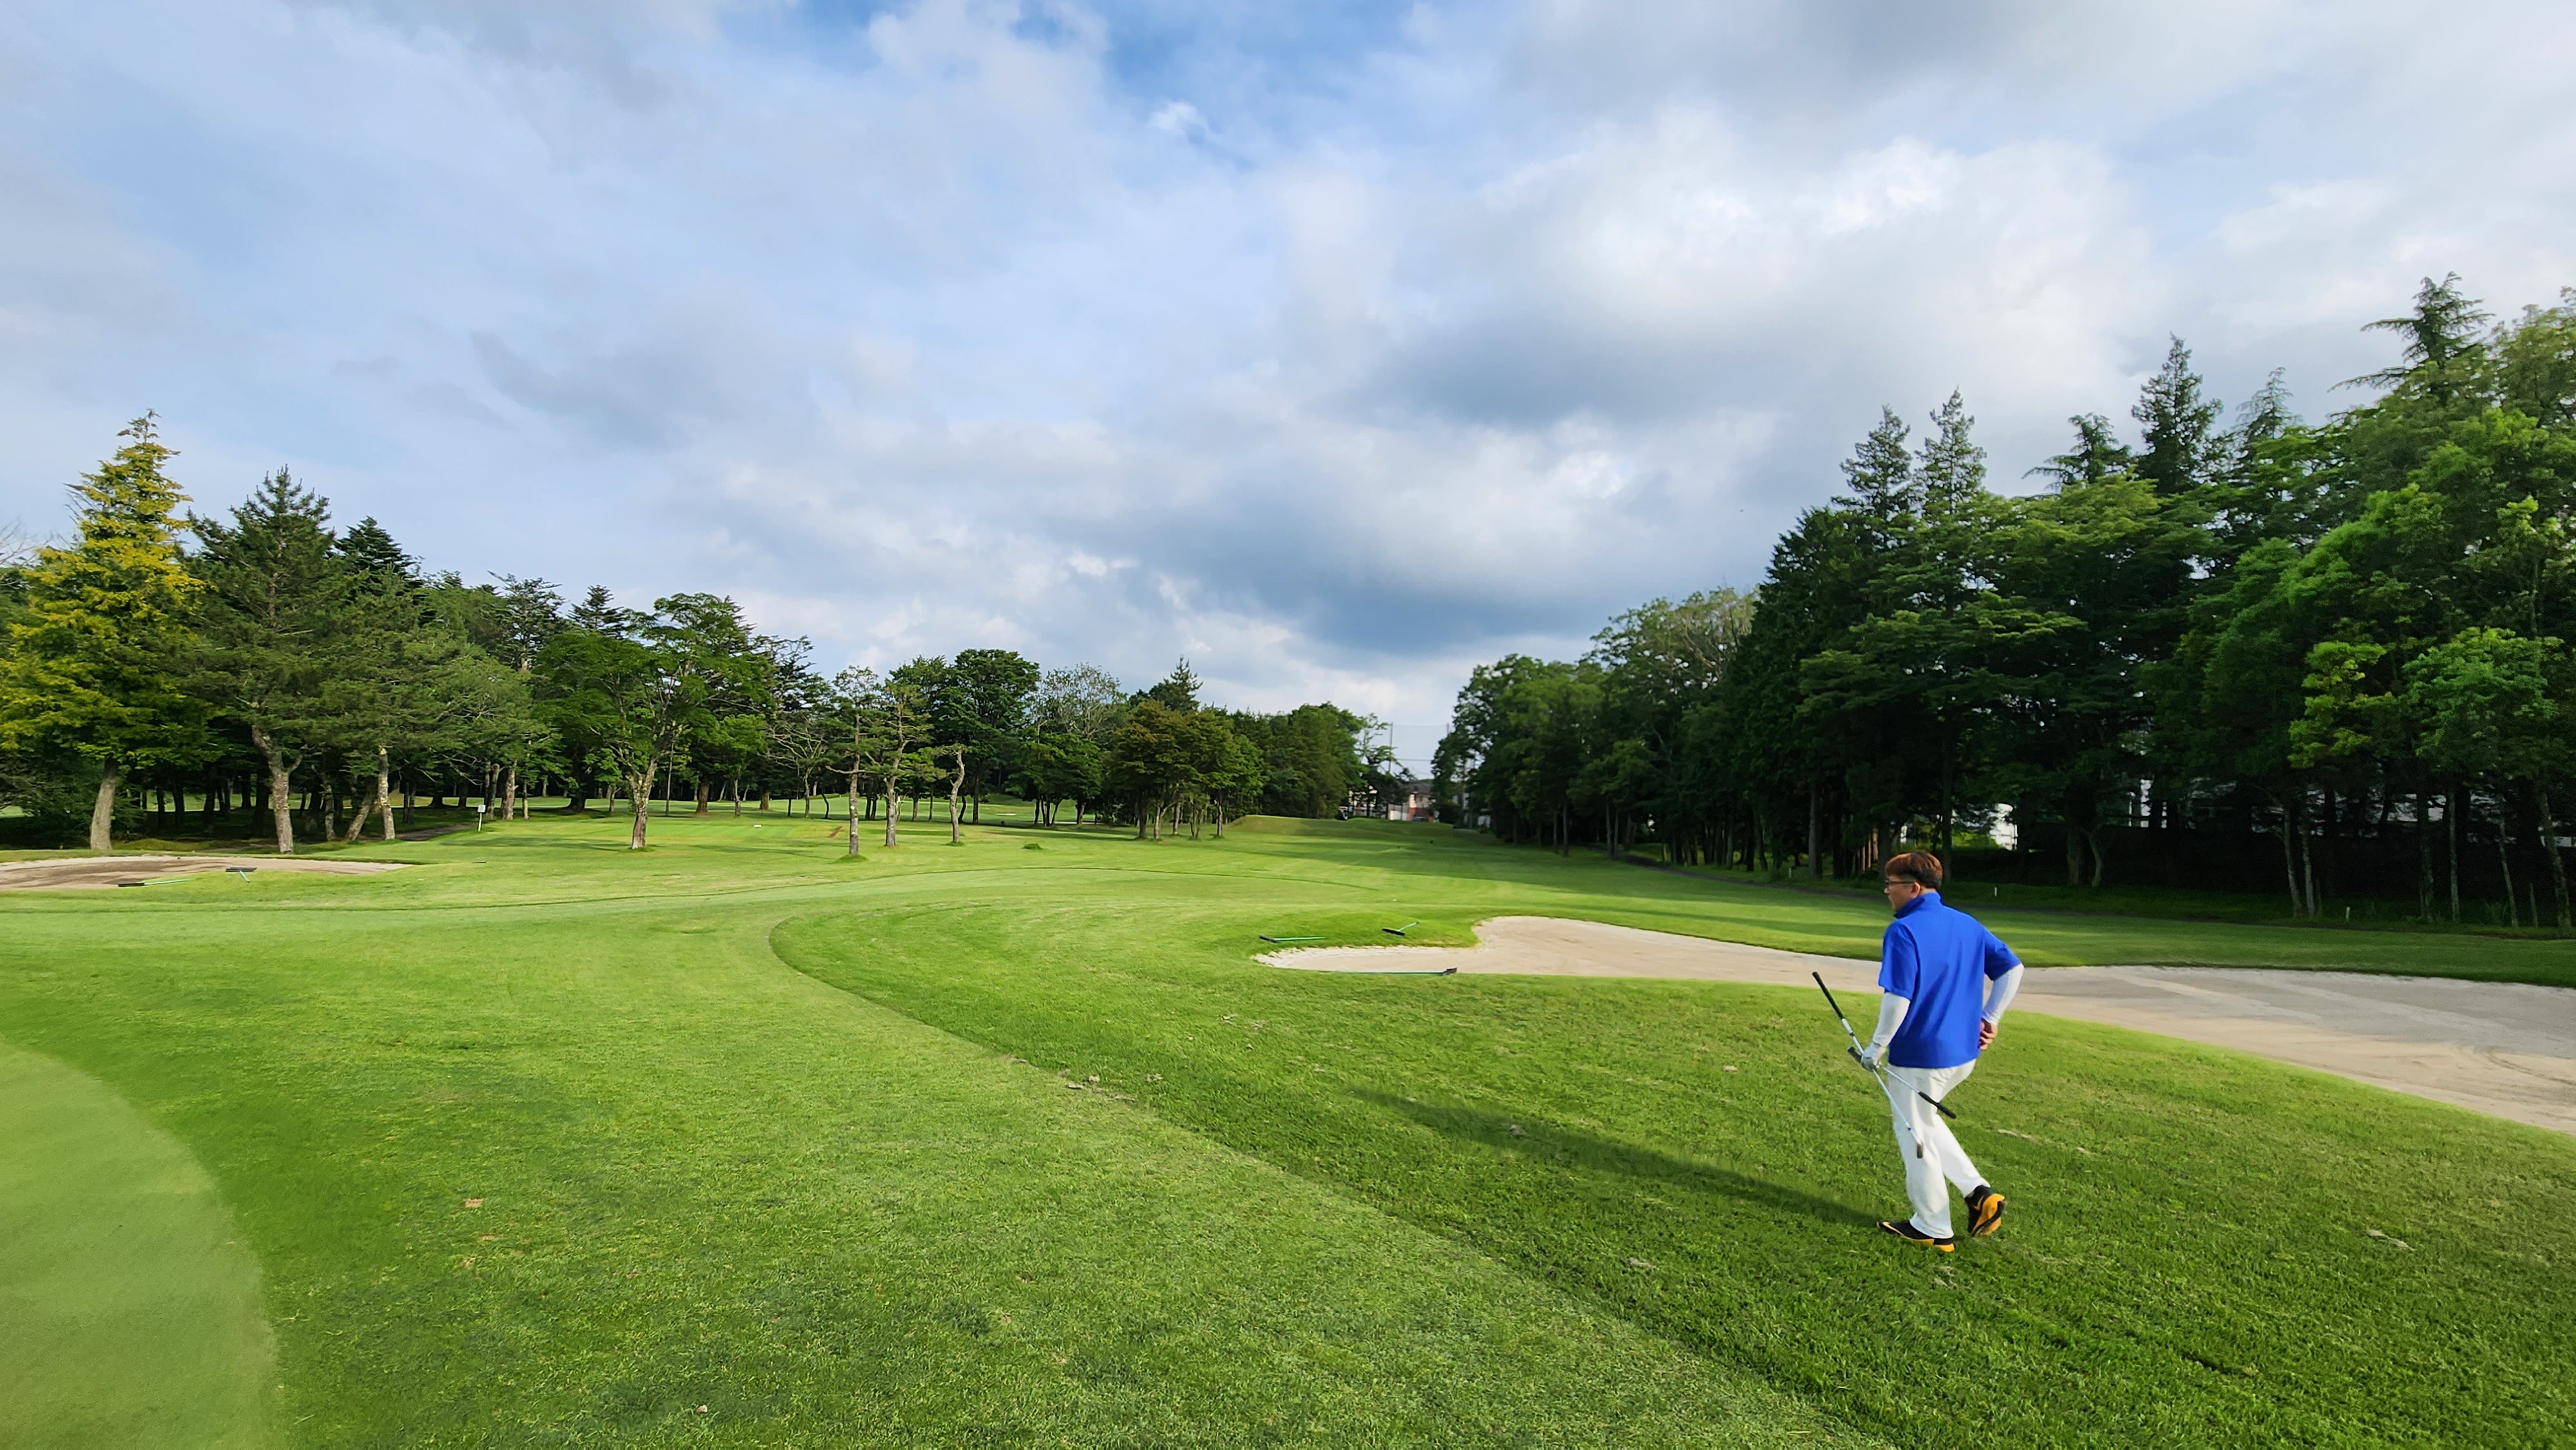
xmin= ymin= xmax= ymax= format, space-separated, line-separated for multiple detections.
xmin=1879 ymin=890 xmax=2021 ymax=1070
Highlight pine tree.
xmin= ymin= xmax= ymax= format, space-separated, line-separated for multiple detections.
xmin=1145 ymin=658 xmax=1202 ymax=711
xmin=2133 ymin=336 xmax=2221 ymax=495
xmin=2027 ymin=414 xmax=2133 ymax=489
xmin=188 ymin=469 xmax=359 ymax=854
xmin=1833 ymin=407 xmax=1919 ymax=536
xmin=0 ymin=415 xmax=207 ymax=851
xmin=1916 ymin=390 xmax=1986 ymax=509
xmin=336 ymin=516 xmax=419 ymax=592
xmin=2349 ymin=273 xmax=2492 ymax=408
xmin=570 ymin=585 xmax=630 ymax=636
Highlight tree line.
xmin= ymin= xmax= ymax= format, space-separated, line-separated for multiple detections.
xmin=0 ymin=440 xmax=1398 ymax=853
xmin=1437 ymin=277 xmax=2576 ymax=927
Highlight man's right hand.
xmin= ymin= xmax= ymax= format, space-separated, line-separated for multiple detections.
xmin=1978 ymin=1019 xmax=1998 ymax=1050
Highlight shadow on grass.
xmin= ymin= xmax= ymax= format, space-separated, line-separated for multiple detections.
xmin=1352 ymin=1089 xmax=1862 ymax=1230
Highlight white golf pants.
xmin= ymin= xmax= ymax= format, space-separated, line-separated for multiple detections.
xmin=1882 ymin=1060 xmax=1983 ymax=1238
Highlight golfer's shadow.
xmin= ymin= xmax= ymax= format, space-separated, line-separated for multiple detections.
xmin=1351 ymin=1090 xmax=1861 ymax=1229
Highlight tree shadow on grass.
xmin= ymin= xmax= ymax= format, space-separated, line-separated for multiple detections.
xmin=1351 ymin=1089 xmax=1864 ymax=1230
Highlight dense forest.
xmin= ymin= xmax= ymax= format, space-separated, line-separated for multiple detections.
xmin=1436 ymin=278 xmax=2576 ymax=926
xmin=0 ymin=453 xmax=1400 ymax=852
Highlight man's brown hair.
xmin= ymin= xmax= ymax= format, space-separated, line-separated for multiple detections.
xmin=1883 ymin=851 xmax=1944 ymax=890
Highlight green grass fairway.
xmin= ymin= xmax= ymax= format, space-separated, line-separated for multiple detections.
xmin=2 ymin=813 xmax=2570 ymax=1445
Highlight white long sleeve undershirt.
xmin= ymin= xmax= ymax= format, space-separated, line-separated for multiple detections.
xmin=1983 ymin=963 xmax=2025 ymax=1024
xmin=1866 ymin=963 xmax=2027 ymax=1055
xmin=1870 ymin=993 xmax=1910 ymax=1053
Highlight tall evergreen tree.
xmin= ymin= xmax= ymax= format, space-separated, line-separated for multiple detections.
xmin=2349 ymin=273 xmax=2492 ymax=408
xmin=2027 ymin=414 xmax=2133 ymax=489
xmin=1916 ymin=390 xmax=1986 ymax=510
xmin=2132 ymin=336 xmax=2222 ymax=495
xmin=189 ymin=469 xmax=359 ymax=854
xmin=1833 ymin=407 xmax=1919 ymax=532
xmin=0 ymin=415 xmax=207 ymax=851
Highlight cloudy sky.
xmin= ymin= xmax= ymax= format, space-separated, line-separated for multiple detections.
xmin=5 ymin=1 xmax=2570 ymax=766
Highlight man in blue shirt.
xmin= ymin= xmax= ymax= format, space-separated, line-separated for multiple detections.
xmin=1858 ymin=851 xmax=2024 ymax=1251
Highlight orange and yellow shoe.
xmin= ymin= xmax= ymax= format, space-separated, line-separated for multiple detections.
xmin=1877 ymin=1219 xmax=1955 ymax=1253
xmin=1966 ymin=1186 xmax=2007 ymax=1237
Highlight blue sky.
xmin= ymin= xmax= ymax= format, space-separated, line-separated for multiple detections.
xmin=5 ymin=0 xmax=2571 ymax=767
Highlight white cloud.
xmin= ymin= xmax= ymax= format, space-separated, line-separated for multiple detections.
xmin=3 ymin=0 xmax=2573 ymax=731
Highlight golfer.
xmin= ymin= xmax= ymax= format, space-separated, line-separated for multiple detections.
xmin=1859 ymin=851 xmax=2023 ymax=1252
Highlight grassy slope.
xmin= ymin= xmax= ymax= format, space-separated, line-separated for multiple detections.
xmin=776 ymin=827 xmax=2576 ymax=1447
xmin=0 ymin=1040 xmax=276 ymax=1449
xmin=0 ymin=812 xmax=2568 ymax=1445
xmin=0 ymin=819 xmax=1857 ymax=1448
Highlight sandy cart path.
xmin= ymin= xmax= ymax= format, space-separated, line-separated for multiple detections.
xmin=0 ymin=854 xmax=407 ymax=890
xmin=1267 ymin=916 xmax=2576 ymax=1136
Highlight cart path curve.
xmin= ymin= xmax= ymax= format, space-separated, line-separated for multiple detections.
xmin=1265 ymin=916 xmax=2576 ymax=1136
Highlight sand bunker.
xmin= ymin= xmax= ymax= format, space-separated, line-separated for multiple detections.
xmin=0 ymin=854 xmax=407 ymax=891
xmin=1267 ymin=916 xmax=2576 ymax=1136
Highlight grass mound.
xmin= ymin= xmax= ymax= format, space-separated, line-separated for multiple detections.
xmin=0 ymin=1040 xmax=274 ymax=1447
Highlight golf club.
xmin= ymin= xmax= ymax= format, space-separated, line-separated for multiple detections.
xmin=1812 ymin=970 xmax=1957 ymax=1122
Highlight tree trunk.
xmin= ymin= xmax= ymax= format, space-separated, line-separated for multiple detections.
xmin=2539 ymin=787 xmax=2571 ymax=930
xmin=88 ymin=758 xmax=120 ymax=854
xmin=947 ymin=749 xmax=965 ymax=845
xmin=2300 ymin=825 xmax=2318 ymax=918
xmin=846 ymin=771 xmax=865 ymax=855
xmin=1806 ymin=784 xmax=1821 ymax=880
xmin=2416 ymin=791 xmax=2435 ymax=921
xmin=2066 ymin=817 xmax=2087 ymax=888
xmin=2448 ymin=786 xmax=2462 ymax=921
xmin=265 ymin=758 xmax=296 ymax=854
xmin=343 ymin=757 xmax=381 ymax=843
xmin=627 ymin=765 xmax=653 ymax=849
xmin=695 ymin=777 xmax=710 ymax=815
xmin=2276 ymin=795 xmax=2300 ymax=916
xmin=502 ymin=760 xmax=518 ymax=822
xmin=377 ymin=748 xmax=397 ymax=842
xmin=2496 ymin=795 xmax=2519 ymax=927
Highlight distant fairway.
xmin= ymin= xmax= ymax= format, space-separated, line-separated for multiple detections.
xmin=1 ymin=813 xmax=2569 ymax=1445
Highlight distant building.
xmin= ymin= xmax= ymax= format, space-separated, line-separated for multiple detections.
xmin=1387 ymin=778 xmax=1438 ymax=822
xmin=1344 ymin=778 xmax=1443 ymax=822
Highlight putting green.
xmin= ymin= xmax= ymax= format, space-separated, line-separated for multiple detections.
xmin=0 ymin=1038 xmax=276 ymax=1449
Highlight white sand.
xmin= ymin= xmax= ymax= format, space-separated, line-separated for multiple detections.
xmin=1267 ymin=916 xmax=2576 ymax=1136
xmin=0 ymin=854 xmax=408 ymax=890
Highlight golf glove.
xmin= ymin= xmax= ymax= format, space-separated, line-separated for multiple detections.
xmin=1854 ymin=1044 xmax=1884 ymax=1071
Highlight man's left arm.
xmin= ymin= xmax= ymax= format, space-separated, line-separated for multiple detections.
xmin=1976 ymin=932 xmax=2024 ymax=1050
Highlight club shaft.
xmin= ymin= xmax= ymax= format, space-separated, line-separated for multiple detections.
xmin=1816 ymin=972 xmax=1959 ymax=1121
